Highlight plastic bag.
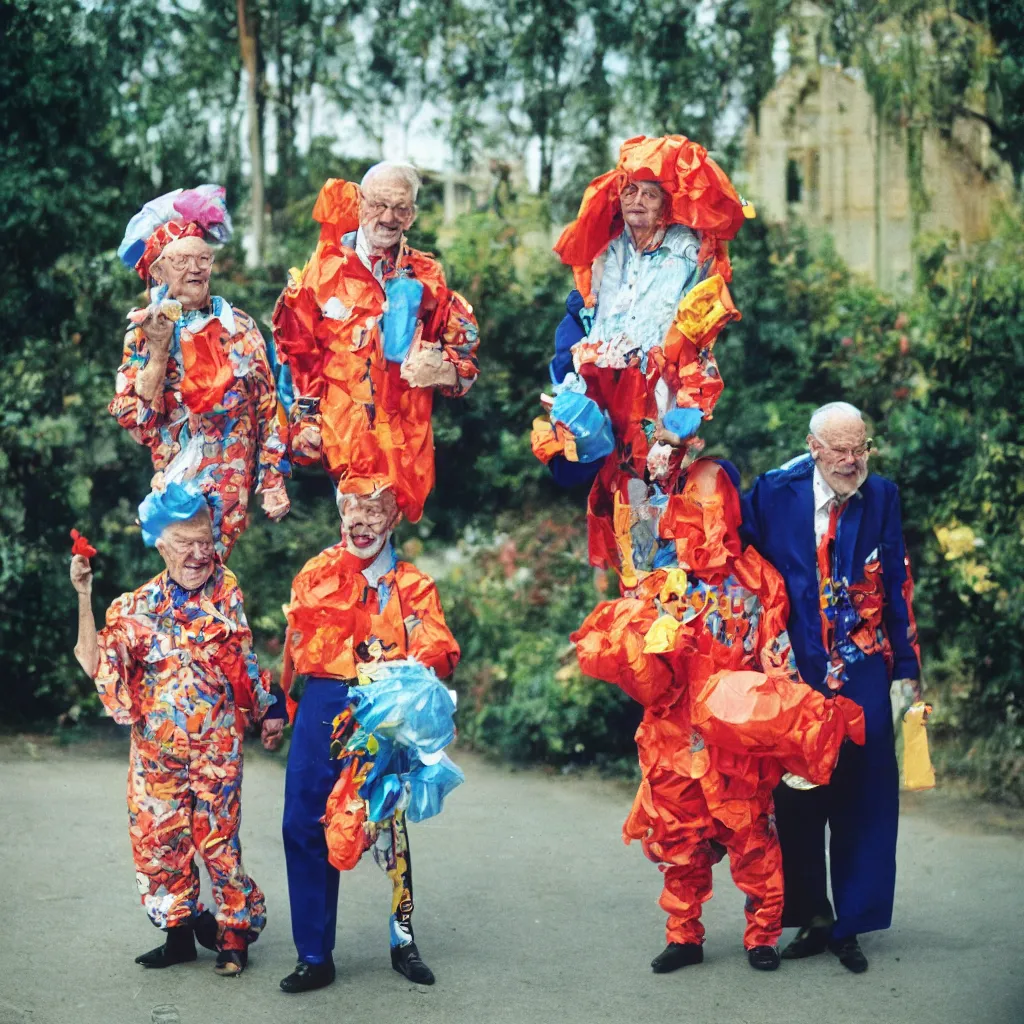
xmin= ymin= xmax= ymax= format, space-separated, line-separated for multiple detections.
xmin=383 ymin=276 xmax=425 ymax=363
xmin=902 ymin=702 xmax=936 ymax=791
xmin=550 ymin=390 xmax=615 ymax=463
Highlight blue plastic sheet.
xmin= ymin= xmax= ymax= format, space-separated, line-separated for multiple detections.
xmin=382 ymin=276 xmax=424 ymax=363
xmin=550 ymin=390 xmax=615 ymax=463
xmin=346 ymin=660 xmax=464 ymax=824
xmin=661 ymin=406 xmax=704 ymax=440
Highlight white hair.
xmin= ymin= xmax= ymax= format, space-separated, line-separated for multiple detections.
xmin=334 ymin=483 xmax=396 ymax=514
xmin=809 ymin=401 xmax=863 ymax=436
xmin=360 ymin=162 xmax=421 ymax=201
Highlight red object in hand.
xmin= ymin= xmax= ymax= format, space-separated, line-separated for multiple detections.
xmin=70 ymin=529 xmax=97 ymax=559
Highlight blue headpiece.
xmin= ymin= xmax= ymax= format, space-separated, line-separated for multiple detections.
xmin=138 ymin=483 xmax=209 ymax=547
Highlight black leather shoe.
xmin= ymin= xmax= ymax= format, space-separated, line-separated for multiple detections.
xmin=279 ymin=960 xmax=336 ymax=993
xmin=651 ymin=942 xmax=704 ymax=973
xmin=391 ymin=942 xmax=435 ymax=985
xmin=828 ymin=935 xmax=868 ymax=973
xmin=781 ymin=922 xmax=831 ymax=960
xmin=135 ymin=925 xmax=197 ymax=968
xmin=747 ymin=945 xmax=781 ymax=971
xmin=193 ymin=910 xmax=219 ymax=952
xmin=214 ymin=948 xmax=248 ymax=977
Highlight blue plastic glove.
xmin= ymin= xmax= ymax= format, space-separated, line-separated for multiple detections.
xmin=661 ymin=407 xmax=704 ymax=441
xmin=382 ymin=276 xmax=425 ymax=363
xmin=550 ymin=390 xmax=615 ymax=463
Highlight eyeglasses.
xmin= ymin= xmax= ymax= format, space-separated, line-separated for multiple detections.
xmin=621 ymin=183 xmax=664 ymax=204
xmin=813 ymin=436 xmax=874 ymax=458
xmin=163 ymin=253 xmax=214 ymax=271
xmin=363 ymin=199 xmax=416 ymax=220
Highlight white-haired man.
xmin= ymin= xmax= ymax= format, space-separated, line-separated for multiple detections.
xmin=271 ymin=161 xmax=480 ymax=525
xmin=274 ymin=483 xmax=461 ymax=993
xmin=741 ymin=401 xmax=922 ymax=973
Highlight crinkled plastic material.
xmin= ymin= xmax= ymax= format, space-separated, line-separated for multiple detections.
xmin=550 ymin=389 xmax=615 ymax=463
xmin=406 ymin=754 xmax=465 ymax=823
xmin=119 ymin=184 xmax=232 ymax=278
xmin=351 ymin=660 xmax=457 ymax=756
xmin=138 ymin=481 xmax=209 ymax=547
xmin=382 ymin=275 xmax=425 ymax=363
xmin=661 ymin=407 xmax=703 ymax=440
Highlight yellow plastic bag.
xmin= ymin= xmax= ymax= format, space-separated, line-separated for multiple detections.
xmin=902 ymin=702 xmax=936 ymax=791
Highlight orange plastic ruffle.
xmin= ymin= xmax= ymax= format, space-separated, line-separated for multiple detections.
xmin=554 ymin=135 xmax=749 ymax=302
xmin=572 ymin=597 xmax=673 ymax=708
xmin=177 ymin=318 xmax=234 ymax=413
xmin=691 ymin=669 xmax=866 ymax=785
xmin=324 ymin=758 xmax=370 ymax=871
xmin=312 ymin=178 xmax=362 ymax=243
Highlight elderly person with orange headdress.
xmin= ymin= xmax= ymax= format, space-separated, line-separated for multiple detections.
xmin=271 ymin=162 xmax=479 ymax=524
xmin=110 ymin=185 xmax=291 ymax=558
xmin=532 ymin=135 xmax=753 ymax=590
xmin=271 ymin=475 xmax=462 ymax=995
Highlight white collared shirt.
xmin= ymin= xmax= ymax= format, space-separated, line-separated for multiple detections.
xmin=813 ymin=465 xmax=839 ymax=547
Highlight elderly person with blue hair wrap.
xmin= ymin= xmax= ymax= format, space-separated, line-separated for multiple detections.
xmin=70 ymin=484 xmax=285 ymax=977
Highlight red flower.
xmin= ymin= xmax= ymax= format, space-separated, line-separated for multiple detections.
xmin=70 ymin=529 xmax=97 ymax=559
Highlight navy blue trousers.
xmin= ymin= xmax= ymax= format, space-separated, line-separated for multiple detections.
xmin=282 ymin=678 xmax=351 ymax=965
xmin=774 ymin=658 xmax=899 ymax=940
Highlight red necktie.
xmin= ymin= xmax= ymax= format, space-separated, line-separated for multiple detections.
xmin=817 ymin=500 xmax=840 ymax=650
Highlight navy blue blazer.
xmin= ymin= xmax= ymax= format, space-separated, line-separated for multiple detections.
xmin=742 ymin=455 xmax=920 ymax=725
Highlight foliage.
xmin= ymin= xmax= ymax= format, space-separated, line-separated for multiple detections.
xmin=439 ymin=508 xmax=640 ymax=770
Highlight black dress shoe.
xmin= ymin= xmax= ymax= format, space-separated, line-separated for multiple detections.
xmin=214 ymin=948 xmax=248 ymax=977
xmin=780 ymin=922 xmax=831 ymax=960
xmin=391 ymin=942 xmax=435 ymax=985
xmin=828 ymin=935 xmax=868 ymax=973
xmin=193 ymin=910 xmax=219 ymax=952
xmin=279 ymin=959 xmax=336 ymax=993
xmin=747 ymin=945 xmax=781 ymax=971
xmin=135 ymin=925 xmax=197 ymax=968
xmin=650 ymin=942 xmax=704 ymax=973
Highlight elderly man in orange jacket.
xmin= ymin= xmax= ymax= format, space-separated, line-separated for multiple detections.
xmin=272 ymin=162 xmax=480 ymax=524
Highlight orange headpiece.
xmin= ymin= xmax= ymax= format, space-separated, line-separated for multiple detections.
xmin=554 ymin=135 xmax=752 ymax=304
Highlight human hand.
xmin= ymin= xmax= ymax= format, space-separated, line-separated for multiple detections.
xmin=141 ymin=306 xmax=176 ymax=355
xmin=262 ymin=717 xmax=285 ymax=751
xmin=70 ymin=554 xmax=93 ymax=596
xmin=401 ymin=346 xmax=458 ymax=389
xmin=261 ymin=484 xmax=291 ymax=522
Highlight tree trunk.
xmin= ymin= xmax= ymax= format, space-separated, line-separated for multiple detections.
xmin=237 ymin=0 xmax=264 ymax=267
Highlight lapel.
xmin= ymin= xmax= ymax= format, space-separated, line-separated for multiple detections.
xmin=785 ymin=470 xmax=818 ymax=574
xmin=835 ymin=491 xmax=865 ymax=584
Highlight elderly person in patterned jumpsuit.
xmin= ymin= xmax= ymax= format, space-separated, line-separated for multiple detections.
xmin=110 ymin=185 xmax=291 ymax=558
xmin=70 ymin=485 xmax=279 ymax=976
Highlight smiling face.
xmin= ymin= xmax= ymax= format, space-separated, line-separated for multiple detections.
xmin=808 ymin=413 xmax=871 ymax=498
xmin=620 ymin=180 xmax=667 ymax=239
xmin=359 ymin=173 xmax=417 ymax=254
xmin=338 ymin=491 xmax=400 ymax=560
xmin=156 ymin=513 xmax=216 ymax=590
xmin=151 ymin=235 xmax=214 ymax=309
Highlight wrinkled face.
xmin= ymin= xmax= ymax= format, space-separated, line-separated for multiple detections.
xmin=339 ymin=492 xmax=399 ymax=559
xmin=156 ymin=514 xmax=216 ymax=590
xmin=808 ymin=415 xmax=871 ymax=497
xmin=620 ymin=180 xmax=667 ymax=237
xmin=151 ymin=236 xmax=214 ymax=309
xmin=359 ymin=174 xmax=417 ymax=253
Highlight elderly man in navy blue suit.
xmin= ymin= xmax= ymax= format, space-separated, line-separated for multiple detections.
xmin=742 ymin=402 xmax=921 ymax=974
